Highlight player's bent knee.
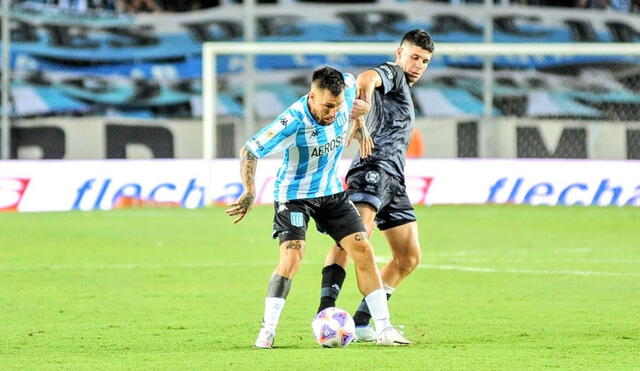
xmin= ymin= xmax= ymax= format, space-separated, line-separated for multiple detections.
xmin=339 ymin=232 xmax=373 ymax=258
xmin=395 ymin=253 xmax=421 ymax=275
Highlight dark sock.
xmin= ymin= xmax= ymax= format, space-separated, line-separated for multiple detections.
xmin=317 ymin=264 xmax=346 ymax=314
xmin=353 ymin=293 xmax=392 ymax=327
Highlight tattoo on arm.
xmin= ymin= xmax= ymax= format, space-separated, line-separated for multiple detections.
xmin=354 ymin=126 xmax=364 ymax=141
xmin=284 ymin=240 xmax=304 ymax=250
xmin=237 ymin=147 xmax=257 ymax=210
xmin=239 ymin=147 xmax=257 ymax=195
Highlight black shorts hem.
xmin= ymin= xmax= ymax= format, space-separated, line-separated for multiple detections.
xmin=332 ymin=226 xmax=366 ymax=246
xmin=348 ymin=192 xmax=382 ymax=211
xmin=272 ymin=230 xmax=306 ymax=244
xmin=377 ymin=218 xmax=415 ymax=231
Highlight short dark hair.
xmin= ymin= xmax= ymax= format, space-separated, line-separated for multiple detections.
xmin=401 ymin=29 xmax=435 ymax=53
xmin=311 ymin=66 xmax=345 ymax=97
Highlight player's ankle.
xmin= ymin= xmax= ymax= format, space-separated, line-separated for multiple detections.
xmin=317 ymin=298 xmax=336 ymax=314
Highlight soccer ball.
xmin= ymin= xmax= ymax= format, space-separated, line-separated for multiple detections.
xmin=311 ymin=307 xmax=355 ymax=348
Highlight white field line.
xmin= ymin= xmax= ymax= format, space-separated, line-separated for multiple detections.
xmin=420 ymin=264 xmax=640 ymax=277
xmin=422 ymin=258 xmax=640 ymax=264
xmin=1 ymin=260 xmax=638 ymax=277
xmin=0 ymin=261 xmax=289 ymax=271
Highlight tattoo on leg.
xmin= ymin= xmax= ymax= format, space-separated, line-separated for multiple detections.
xmin=285 ymin=240 xmax=304 ymax=250
xmin=354 ymin=232 xmax=366 ymax=241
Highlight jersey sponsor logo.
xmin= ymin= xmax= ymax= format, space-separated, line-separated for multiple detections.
xmin=310 ymin=133 xmax=345 ymax=157
xmin=279 ymin=117 xmax=289 ymax=126
xmin=310 ymin=129 xmax=318 ymax=138
xmin=365 ymin=171 xmax=380 ymax=184
xmin=251 ymin=138 xmax=266 ymax=153
xmin=290 ymin=211 xmax=304 ymax=227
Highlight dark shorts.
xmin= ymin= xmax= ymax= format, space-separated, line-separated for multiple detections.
xmin=346 ymin=166 xmax=417 ymax=231
xmin=272 ymin=192 xmax=366 ymax=245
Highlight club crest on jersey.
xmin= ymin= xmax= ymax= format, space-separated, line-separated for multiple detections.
xmin=365 ymin=171 xmax=380 ymax=184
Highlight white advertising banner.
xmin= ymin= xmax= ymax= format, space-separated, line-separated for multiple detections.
xmin=1 ymin=159 xmax=639 ymax=212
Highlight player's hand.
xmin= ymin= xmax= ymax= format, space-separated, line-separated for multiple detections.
xmin=347 ymin=116 xmax=374 ymax=158
xmin=225 ymin=191 xmax=255 ymax=224
xmin=350 ymin=98 xmax=371 ymax=119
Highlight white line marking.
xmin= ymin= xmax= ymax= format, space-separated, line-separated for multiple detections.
xmin=420 ymin=264 xmax=640 ymax=277
xmin=2 ymin=261 xmax=638 ymax=277
xmin=0 ymin=262 xmax=284 ymax=271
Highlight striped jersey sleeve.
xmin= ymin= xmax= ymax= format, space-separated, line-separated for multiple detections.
xmin=244 ymin=110 xmax=300 ymax=159
xmin=343 ymin=72 xmax=356 ymax=112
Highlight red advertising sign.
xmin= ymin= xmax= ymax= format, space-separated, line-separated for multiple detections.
xmin=0 ymin=178 xmax=31 ymax=212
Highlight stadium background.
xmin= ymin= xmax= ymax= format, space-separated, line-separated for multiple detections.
xmin=1 ymin=1 xmax=639 ymax=369
xmin=2 ymin=0 xmax=639 ymax=211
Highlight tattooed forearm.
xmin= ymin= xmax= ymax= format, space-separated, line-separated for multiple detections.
xmin=239 ymin=146 xmax=258 ymax=195
xmin=285 ymin=240 xmax=304 ymax=250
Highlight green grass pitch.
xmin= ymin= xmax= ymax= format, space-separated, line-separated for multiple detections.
xmin=1 ymin=205 xmax=639 ymax=370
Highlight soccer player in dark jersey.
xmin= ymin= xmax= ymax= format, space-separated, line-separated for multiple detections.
xmin=316 ymin=29 xmax=435 ymax=342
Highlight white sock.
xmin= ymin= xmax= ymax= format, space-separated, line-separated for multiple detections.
xmin=365 ymin=288 xmax=391 ymax=335
xmin=382 ymin=281 xmax=395 ymax=295
xmin=262 ymin=297 xmax=285 ymax=333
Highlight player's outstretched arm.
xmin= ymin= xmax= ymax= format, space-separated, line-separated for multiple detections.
xmin=348 ymin=116 xmax=373 ymax=158
xmin=355 ymin=69 xmax=382 ymax=105
xmin=225 ymin=146 xmax=258 ymax=223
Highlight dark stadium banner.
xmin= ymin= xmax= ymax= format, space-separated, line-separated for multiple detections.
xmin=5 ymin=2 xmax=640 ymax=119
xmin=7 ymin=2 xmax=640 ymax=65
xmin=10 ymin=65 xmax=640 ymax=122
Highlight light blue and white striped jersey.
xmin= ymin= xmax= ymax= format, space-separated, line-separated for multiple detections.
xmin=245 ymin=73 xmax=356 ymax=202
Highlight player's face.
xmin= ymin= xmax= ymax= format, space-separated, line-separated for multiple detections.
xmin=308 ymin=87 xmax=344 ymax=126
xmin=396 ymin=42 xmax=432 ymax=85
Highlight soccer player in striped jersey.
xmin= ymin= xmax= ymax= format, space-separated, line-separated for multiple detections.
xmin=226 ymin=66 xmax=410 ymax=348
xmin=316 ymin=30 xmax=435 ymax=342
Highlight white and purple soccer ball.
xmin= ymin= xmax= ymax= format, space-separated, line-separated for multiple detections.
xmin=311 ymin=307 xmax=356 ymax=348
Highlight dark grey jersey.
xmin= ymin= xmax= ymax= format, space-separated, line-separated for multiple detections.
xmin=350 ymin=62 xmax=415 ymax=181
